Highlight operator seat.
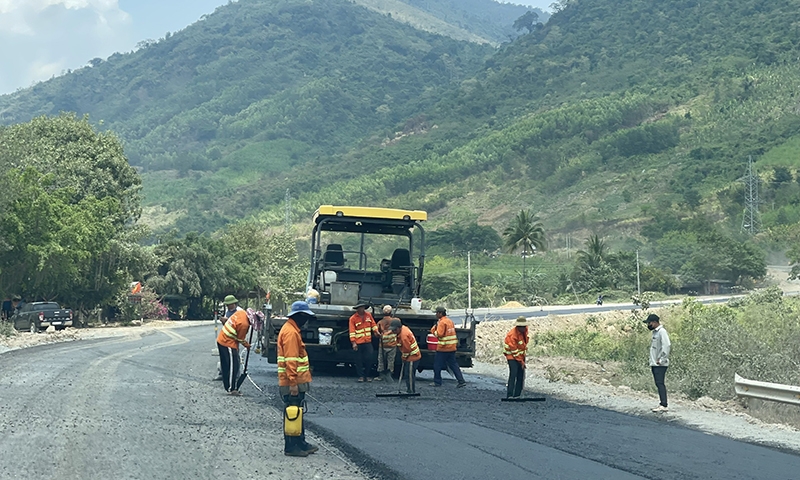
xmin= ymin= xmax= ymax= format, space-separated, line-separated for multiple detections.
xmin=389 ymin=248 xmax=412 ymax=294
xmin=323 ymin=244 xmax=345 ymax=269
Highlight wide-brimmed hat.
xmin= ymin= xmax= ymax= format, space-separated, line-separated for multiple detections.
xmin=514 ymin=316 xmax=529 ymax=327
xmin=389 ymin=319 xmax=402 ymax=330
xmin=223 ymin=295 xmax=238 ymax=305
xmin=353 ymin=302 xmax=371 ymax=310
xmin=382 ymin=305 xmax=393 ymax=314
xmin=435 ymin=306 xmax=447 ymax=314
xmin=288 ymin=301 xmax=316 ymax=318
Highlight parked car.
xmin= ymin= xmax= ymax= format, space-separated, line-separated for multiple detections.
xmin=12 ymin=302 xmax=74 ymax=332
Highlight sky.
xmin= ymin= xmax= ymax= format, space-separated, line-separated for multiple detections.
xmin=0 ymin=0 xmax=552 ymax=95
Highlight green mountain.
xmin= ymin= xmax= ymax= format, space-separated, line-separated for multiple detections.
xmin=352 ymin=0 xmax=548 ymax=44
xmin=3 ymin=0 xmax=800 ymax=251
xmin=0 ymin=0 xmax=499 ymax=232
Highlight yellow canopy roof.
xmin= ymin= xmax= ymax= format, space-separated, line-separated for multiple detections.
xmin=313 ymin=205 xmax=427 ymax=222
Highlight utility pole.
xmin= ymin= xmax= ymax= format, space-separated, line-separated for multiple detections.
xmin=284 ymin=188 xmax=291 ymax=233
xmin=741 ymin=156 xmax=761 ymax=235
xmin=467 ymin=251 xmax=472 ymax=312
xmin=636 ymin=249 xmax=641 ymax=296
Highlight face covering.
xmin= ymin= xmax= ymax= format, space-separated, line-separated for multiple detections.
xmin=647 ymin=323 xmax=656 ymax=331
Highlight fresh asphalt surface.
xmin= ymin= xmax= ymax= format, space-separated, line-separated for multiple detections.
xmin=3 ymin=323 xmax=799 ymax=479
xmin=247 ymin=352 xmax=800 ymax=480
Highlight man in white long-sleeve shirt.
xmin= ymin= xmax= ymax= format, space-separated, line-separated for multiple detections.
xmin=644 ymin=313 xmax=671 ymax=413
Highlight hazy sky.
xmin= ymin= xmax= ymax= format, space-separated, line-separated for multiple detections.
xmin=0 ymin=0 xmax=552 ymax=95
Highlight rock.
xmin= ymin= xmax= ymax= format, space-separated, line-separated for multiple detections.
xmin=618 ymin=385 xmax=632 ymax=392
xmin=46 ymin=325 xmax=56 ymax=333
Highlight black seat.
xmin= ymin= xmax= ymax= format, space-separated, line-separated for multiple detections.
xmin=323 ymin=244 xmax=345 ymax=269
xmin=389 ymin=249 xmax=412 ymax=294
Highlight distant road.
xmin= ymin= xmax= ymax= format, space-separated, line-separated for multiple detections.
xmin=449 ymin=295 xmax=741 ymax=322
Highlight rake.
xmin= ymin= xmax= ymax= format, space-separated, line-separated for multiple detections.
xmin=376 ymin=361 xmax=420 ymax=398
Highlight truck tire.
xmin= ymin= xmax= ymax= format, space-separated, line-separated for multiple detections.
xmin=29 ymin=320 xmax=38 ymax=333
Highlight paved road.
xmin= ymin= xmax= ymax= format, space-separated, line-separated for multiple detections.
xmin=5 ymin=325 xmax=799 ymax=479
xmin=0 ymin=326 xmax=359 ymax=480
xmin=246 ymin=359 xmax=800 ymax=480
xmin=449 ymin=295 xmax=739 ymax=322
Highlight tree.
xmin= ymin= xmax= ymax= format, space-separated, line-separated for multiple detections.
xmin=0 ymin=115 xmax=144 ymax=313
xmin=503 ymin=210 xmax=546 ymax=284
xmin=513 ymin=11 xmax=540 ymax=34
xmin=576 ymin=234 xmax=607 ymax=270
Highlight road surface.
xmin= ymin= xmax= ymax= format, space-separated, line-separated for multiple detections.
xmin=0 ymin=326 xmax=362 ymax=480
xmin=3 ymin=324 xmax=799 ymax=480
xmin=247 ymin=355 xmax=800 ymax=480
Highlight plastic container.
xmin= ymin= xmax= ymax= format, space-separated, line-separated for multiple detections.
xmin=426 ymin=333 xmax=438 ymax=351
xmin=284 ymin=405 xmax=303 ymax=436
xmin=318 ymin=327 xmax=333 ymax=345
xmin=411 ymin=297 xmax=422 ymax=312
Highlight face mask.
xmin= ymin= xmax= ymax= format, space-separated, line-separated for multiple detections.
xmin=647 ymin=323 xmax=656 ymax=331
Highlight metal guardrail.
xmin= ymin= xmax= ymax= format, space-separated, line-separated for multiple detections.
xmin=734 ymin=374 xmax=800 ymax=406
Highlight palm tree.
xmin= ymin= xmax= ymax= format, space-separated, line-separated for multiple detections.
xmin=576 ymin=234 xmax=606 ymax=270
xmin=503 ymin=209 xmax=546 ymax=284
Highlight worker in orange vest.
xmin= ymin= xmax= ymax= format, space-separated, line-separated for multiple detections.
xmin=431 ymin=306 xmax=466 ymax=388
xmin=376 ymin=305 xmax=399 ymax=381
xmin=349 ymin=302 xmax=378 ymax=382
xmin=390 ymin=319 xmax=421 ymax=393
xmin=216 ymin=295 xmax=251 ymax=396
xmin=504 ymin=316 xmax=530 ymax=398
xmin=278 ymin=301 xmax=318 ymax=457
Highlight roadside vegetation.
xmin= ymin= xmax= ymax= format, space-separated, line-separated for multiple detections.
xmin=528 ymin=288 xmax=800 ymax=403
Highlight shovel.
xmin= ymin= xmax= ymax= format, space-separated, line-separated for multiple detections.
xmin=376 ymin=361 xmax=420 ymax=398
xmin=235 ymin=324 xmax=256 ymax=390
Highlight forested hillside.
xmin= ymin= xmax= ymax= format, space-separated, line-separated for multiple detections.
xmin=3 ymin=0 xmax=800 ymax=256
xmin=0 ymin=0 xmax=495 ymax=232
xmin=353 ymin=0 xmax=547 ymax=44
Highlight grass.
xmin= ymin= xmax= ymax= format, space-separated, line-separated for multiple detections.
xmin=530 ymin=288 xmax=800 ymax=402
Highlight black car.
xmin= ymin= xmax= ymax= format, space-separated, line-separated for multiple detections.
xmin=11 ymin=302 xmax=74 ymax=332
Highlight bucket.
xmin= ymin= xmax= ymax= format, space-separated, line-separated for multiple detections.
xmin=318 ymin=327 xmax=333 ymax=345
xmin=426 ymin=333 xmax=438 ymax=351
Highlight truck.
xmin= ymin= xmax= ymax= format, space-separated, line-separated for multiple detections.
xmin=265 ymin=205 xmax=478 ymax=371
xmin=11 ymin=302 xmax=74 ymax=332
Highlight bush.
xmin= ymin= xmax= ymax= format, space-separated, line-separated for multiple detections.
xmin=0 ymin=321 xmax=15 ymax=338
xmin=531 ymin=289 xmax=800 ymax=401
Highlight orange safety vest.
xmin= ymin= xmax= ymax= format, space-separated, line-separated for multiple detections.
xmin=349 ymin=312 xmax=378 ymax=345
xmin=503 ymin=327 xmax=529 ymax=365
xmin=431 ymin=316 xmax=458 ymax=352
xmin=398 ymin=325 xmax=421 ymax=362
xmin=217 ymin=309 xmax=250 ymax=349
xmin=377 ymin=316 xmax=398 ymax=347
xmin=277 ymin=318 xmax=312 ymax=387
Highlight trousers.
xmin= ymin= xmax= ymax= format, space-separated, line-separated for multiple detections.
xmin=355 ymin=342 xmax=374 ymax=379
xmin=507 ymin=359 xmax=525 ymax=398
xmin=400 ymin=360 xmax=418 ymax=393
xmin=218 ymin=343 xmax=240 ymax=392
xmin=433 ymin=350 xmax=465 ymax=385
xmin=377 ymin=346 xmax=397 ymax=373
xmin=651 ymin=366 xmax=668 ymax=407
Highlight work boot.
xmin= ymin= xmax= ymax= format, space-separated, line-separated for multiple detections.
xmin=300 ymin=441 xmax=319 ymax=454
xmin=284 ymin=437 xmax=309 ymax=457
